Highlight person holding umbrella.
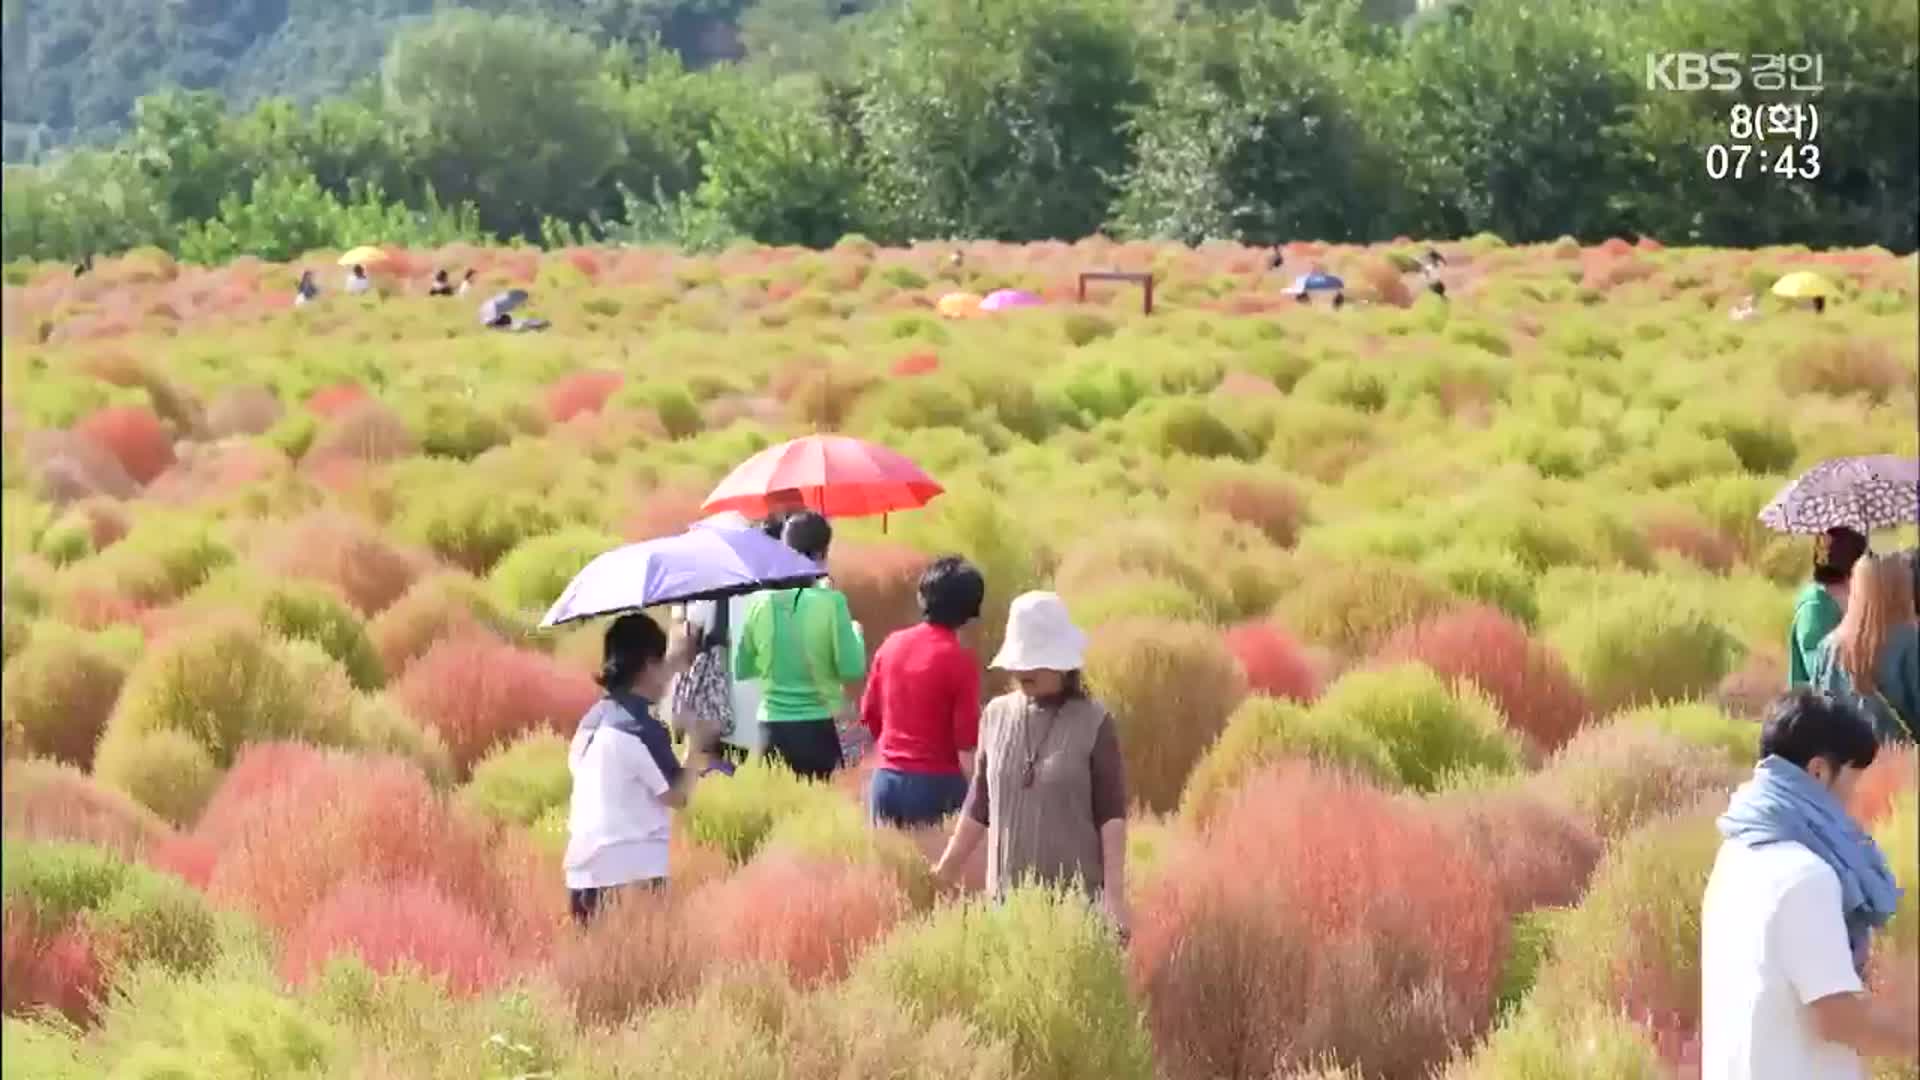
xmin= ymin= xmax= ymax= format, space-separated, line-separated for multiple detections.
xmin=1791 ymin=528 xmax=1870 ymax=687
xmin=565 ymin=613 xmax=710 ymax=924
xmin=732 ymin=511 xmax=867 ymax=780
xmin=1811 ymin=555 xmax=1919 ymax=743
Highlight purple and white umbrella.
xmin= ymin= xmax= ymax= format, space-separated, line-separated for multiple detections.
xmin=1758 ymin=455 xmax=1919 ymax=535
xmin=980 ymin=288 xmax=1042 ymax=312
xmin=539 ymin=520 xmax=824 ymax=627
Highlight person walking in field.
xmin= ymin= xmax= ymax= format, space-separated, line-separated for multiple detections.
xmin=861 ymin=556 xmax=986 ymax=827
xmin=1811 ymin=554 xmax=1920 ymax=743
xmin=932 ymin=591 xmax=1131 ymax=939
xmin=1701 ymin=689 xmax=1915 ymax=1079
xmin=1791 ymin=528 xmax=1869 ymax=687
xmin=565 ymin=613 xmax=710 ymax=925
xmin=732 ymin=511 xmax=867 ymax=781
xmin=344 ymin=263 xmax=372 ymax=296
xmin=294 ymin=270 xmax=319 ymax=306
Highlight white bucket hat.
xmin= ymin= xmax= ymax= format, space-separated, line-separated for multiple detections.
xmin=989 ymin=591 xmax=1087 ymax=672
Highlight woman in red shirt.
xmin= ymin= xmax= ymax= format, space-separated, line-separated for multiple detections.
xmin=861 ymin=557 xmax=986 ymax=826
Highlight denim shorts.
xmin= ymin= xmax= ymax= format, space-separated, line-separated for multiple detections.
xmin=868 ymin=767 xmax=969 ymax=828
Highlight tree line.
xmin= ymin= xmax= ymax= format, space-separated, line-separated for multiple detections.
xmin=4 ymin=0 xmax=1915 ymax=266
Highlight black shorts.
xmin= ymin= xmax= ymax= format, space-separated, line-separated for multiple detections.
xmin=569 ymin=879 xmax=663 ymax=925
xmin=763 ymin=719 xmax=843 ymax=782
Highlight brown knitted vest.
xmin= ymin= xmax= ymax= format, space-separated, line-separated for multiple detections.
xmin=978 ymin=692 xmax=1107 ymax=899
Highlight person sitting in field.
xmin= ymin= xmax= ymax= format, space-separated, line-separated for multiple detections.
xmin=1330 ymin=290 xmax=1347 ymax=310
xmin=1791 ymin=528 xmax=1869 ymax=688
xmin=428 ymin=270 xmax=456 ymax=297
xmin=344 ymin=264 xmax=372 ymax=296
xmin=565 ymin=613 xmax=709 ymax=925
xmin=733 ymin=511 xmax=867 ymax=781
xmin=1701 ymin=689 xmax=1915 ymax=1079
xmin=1812 ymin=554 xmax=1919 ymax=743
xmin=861 ymin=556 xmax=986 ymax=827
xmin=1732 ymin=294 xmax=1759 ymax=321
xmin=457 ymin=269 xmax=476 ymax=296
xmin=933 ymin=591 xmax=1130 ymax=940
xmin=294 ymin=270 xmax=319 ymax=306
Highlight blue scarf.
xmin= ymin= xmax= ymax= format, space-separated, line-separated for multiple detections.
xmin=1718 ymin=756 xmax=1902 ymax=973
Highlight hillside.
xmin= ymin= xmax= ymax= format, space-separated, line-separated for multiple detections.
xmin=0 ymin=0 xmax=755 ymax=161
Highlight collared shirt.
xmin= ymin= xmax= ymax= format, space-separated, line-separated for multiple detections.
xmin=564 ymin=694 xmax=681 ymax=889
xmin=860 ymin=623 xmax=981 ymax=776
xmin=733 ymin=586 xmax=866 ymax=723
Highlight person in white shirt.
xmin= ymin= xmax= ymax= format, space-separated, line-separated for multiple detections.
xmin=344 ymin=264 xmax=372 ymax=296
xmin=565 ymin=613 xmax=709 ymax=924
xmin=1701 ymin=689 xmax=1916 ymax=1080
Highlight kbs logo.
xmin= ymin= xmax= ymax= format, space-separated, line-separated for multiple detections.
xmin=1646 ymin=52 xmax=1744 ymax=92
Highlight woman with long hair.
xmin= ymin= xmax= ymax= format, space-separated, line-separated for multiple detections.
xmin=564 ymin=613 xmax=710 ymax=924
xmin=932 ymin=592 xmax=1130 ymax=938
xmin=1812 ymin=554 xmax=1920 ymax=743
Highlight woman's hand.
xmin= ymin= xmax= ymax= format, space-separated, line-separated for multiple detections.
xmin=1101 ymin=891 xmax=1132 ymax=944
xmin=931 ymin=856 xmax=962 ymax=894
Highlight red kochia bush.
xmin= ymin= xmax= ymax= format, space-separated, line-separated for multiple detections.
xmin=890 ymin=351 xmax=941 ymax=377
xmin=691 ymin=853 xmax=907 ymax=987
xmin=256 ymin=512 xmax=424 ymax=616
xmin=1644 ymin=515 xmax=1738 ymax=575
xmin=74 ymin=405 xmax=175 ymax=485
xmin=545 ymin=371 xmax=624 ymax=424
xmin=1222 ymin=621 xmax=1320 ymax=704
xmin=307 ymin=383 xmax=370 ymax=419
xmin=1200 ymin=475 xmax=1306 ymax=547
xmin=1849 ymin=743 xmax=1916 ymax=826
xmin=2 ymin=906 xmax=107 ymax=1025
xmin=1426 ymin=788 xmax=1602 ymax=916
xmin=394 ymin=635 xmax=600 ymax=776
xmin=550 ymin=887 xmax=705 ymax=1027
xmin=280 ymin=878 xmax=503 ymax=994
xmin=619 ymin=486 xmax=707 ymax=542
xmin=192 ymin=749 xmax=556 ymax=963
xmin=1 ymin=758 xmax=170 ymax=861
xmin=828 ymin=543 xmax=933 ymax=665
xmin=1374 ymin=605 xmax=1593 ymax=755
xmin=1131 ymin=762 xmax=1505 ymax=1080
xmin=303 ymin=401 xmax=418 ymax=469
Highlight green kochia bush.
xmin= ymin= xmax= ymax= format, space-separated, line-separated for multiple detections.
xmin=1547 ymin=585 xmax=1740 ymax=713
xmin=1 ymin=840 xmax=225 ymax=978
xmin=1310 ymin=666 xmax=1523 ymax=793
xmin=683 ymin=757 xmax=840 ymax=864
xmin=183 ymin=570 xmax=385 ymax=690
xmin=486 ymin=527 xmax=620 ymax=615
xmin=1181 ymin=698 xmax=1398 ymax=822
xmin=394 ymin=482 xmax=562 ymax=575
xmin=459 ymin=731 xmax=570 ymax=827
xmin=852 ymin=886 xmax=1154 ymax=1080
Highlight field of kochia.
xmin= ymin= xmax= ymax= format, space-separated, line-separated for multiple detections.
xmin=1 ymin=236 xmax=1916 ymax=1078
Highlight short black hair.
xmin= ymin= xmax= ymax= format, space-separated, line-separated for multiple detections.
xmin=918 ymin=556 xmax=985 ymax=628
xmin=781 ymin=510 xmax=833 ymax=561
xmin=599 ymin=613 xmax=669 ymax=691
xmin=1760 ymin=689 xmax=1879 ymax=771
xmin=1812 ymin=527 xmax=1869 ymax=586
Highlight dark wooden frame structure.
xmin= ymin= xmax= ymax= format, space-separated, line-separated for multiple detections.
xmin=1077 ymin=271 xmax=1155 ymax=315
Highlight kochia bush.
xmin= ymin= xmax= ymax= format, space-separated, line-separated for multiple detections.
xmin=1374 ymin=605 xmax=1593 ymax=755
xmin=1310 ymin=665 xmax=1523 ymax=793
xmin=1084 ymin=618 xmax=1248 ymax=815
xmin=1180 ymin=698 xmax=1397 ymax=823
xmin=1 ymin=621 xmax=130 ymax=767
xmin=392 ymin=635 xmax=599 ymax=777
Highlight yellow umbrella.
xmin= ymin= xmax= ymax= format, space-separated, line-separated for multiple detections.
xmin=337 ymin=246 xmax=388 ymax=268
xmin=936 ymin=291 xmax=982 ymax=319
xmin=1770 ymin=270 xmax=1833 ymax=300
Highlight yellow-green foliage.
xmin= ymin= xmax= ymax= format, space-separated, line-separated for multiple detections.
xmin=1876 ymin=790 xmax=1917 ymax=953
xmin=486 ymin=526 xmax=621 ymax=615
xmin=759 ymin=796 xmax=939 ymax=910
xmin=1 ymin=620 xmax=131 ymax=767
xmin=851 ymin=886 xmax=1153 ymax=1080
xmin=1084 ymin=618 xmax=1248 ymax=815
xmin=1181 ymin=697 xmax=1399 ymax=823
xmin=2 ymin=840 xmax=225 ymax=976
xmin=348 ymin=693 xmax=455 ymax=787
xmin=460 ymin=730 xmax=570 ymax=827
xmin=683 ymin=756 xmax=842 ymax=864
xmin=53 ymin=514 xmax=233 ymax=608
xmin=1446 ymin=1001 xmax=1664 ymax=1080
xmin=1544 ymin=574 xmax=1740 ymax=713
xmin=1310 ymin=665 xmax=1522 ymax=793
xmin=92 ymin=727 xmax=220 ymax=826
xmin=182 ymin=569 xmax=385 ymax=689
xmin=1612 ymin=702 xmax=1756 ymax=768
xmin=98 ymin=618 xmax=358 ymax=770
xmin=1528 ymin=721 xmax=1743 ymax=841
xmin=1277 ymin=560 xmax=1455 ymax=655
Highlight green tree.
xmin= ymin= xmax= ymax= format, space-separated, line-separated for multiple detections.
xmin=381 ymin=10 xmax=629 ymax=238
xmin=1365 ymin=0 xmax=1639 ymax=242
xmin=1111 ymin=12 xmax=1382 ymax=244
xmin=1 ymin=150 xmax=173 ymax=263
xmin=854 ymin=0 xmax=1147 ymax=242
xmin=696 ymin=79 xmax=867 ymax=246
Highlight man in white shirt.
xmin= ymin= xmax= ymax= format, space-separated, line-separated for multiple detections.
xmin=1701 ymin=690 xmax=1916 ymax=1079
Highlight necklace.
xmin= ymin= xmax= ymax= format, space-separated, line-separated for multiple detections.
xmin=1020 ymin=701 xmax=1061 ymax=788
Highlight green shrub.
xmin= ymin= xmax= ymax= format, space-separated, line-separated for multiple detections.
xmin=1053 ymin=525 xmax=1234 ymax=622
xmin=55 ymin=515 xmax=233 ymax=608
xmin=2 ymin=621 xmax=130 ymax=767
xmin=759 ymin=797 xmax=939 ymax=910
xmin=185 ymin=572 xmax=385 ymax=690
xmin=1294 ymin=362 xmax=1388 ymax=412
xmin=1528 ymin=810 xmax=1720 ymax=1034
xmin=487 ymin=527 xmax=620 ymax=615
xmin=1612 ymin=702 xmax=1755 ymax=767
xmin=1311 ymin=666 xmax=1523 ymax=793
xmin=460 ymin=731 xmax=570 ymax=827
xmin=1446 ymin=1001 xmax=1663 ymax=1080
xmin=1493 ymin=908 xmax=1560 ymax=1020
xmin=36 ymin=514 xmax=96 ymax=565
xmin=264 ymin=411 xmax=319 ymax=460
xmin=1067 ymin=575 xmax=1214 ymax=629
xmin=1876 ymin=790 xmax=1916 ymax=953
xmin=394 ymin=483 xmax=561 ymax=574
xmin=852 ymin=886 xmax=1153 ymax=1080
xmin=633 ymin=383 xmax=703 ymax=440
xmin=1 ymin=840 xmax=223 ymax=976
xmin=98 ymin=616 xmax=357 ymax=769
xmin=69 ymin=960 xmax=342 ymax=1075
xmin=1133 ymin=398 xmax=1249 ymax=459
xmin=1062 ymin=312 xmax=1117 ymax=347
xmin=1548 ymin=586 xmax=1740 ymax=713
xmin=0 ymin=1018 xmax=86 ymax=1079
xmin=91 ymin=727 xmax=220 ymax=826
xmin=683 ymin=756 xmax=838 ymax=864
xmin=308 ymin=957 xmax=574 ymax=1080
xmin=1084 ymin=618 xmax=1248 ymax=815
xmin=348 ymin=694 xmax=455 ymax=787
xmin=406 ymin=398 xmax=511 ymax=461
xmin=1423 ymin=546 xmax=1539 ymax=625
xmin=1181 ymin=698 xmax=1398 ymax=823
xmin=1277 ymin=560 xmax=1454 ymax=656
